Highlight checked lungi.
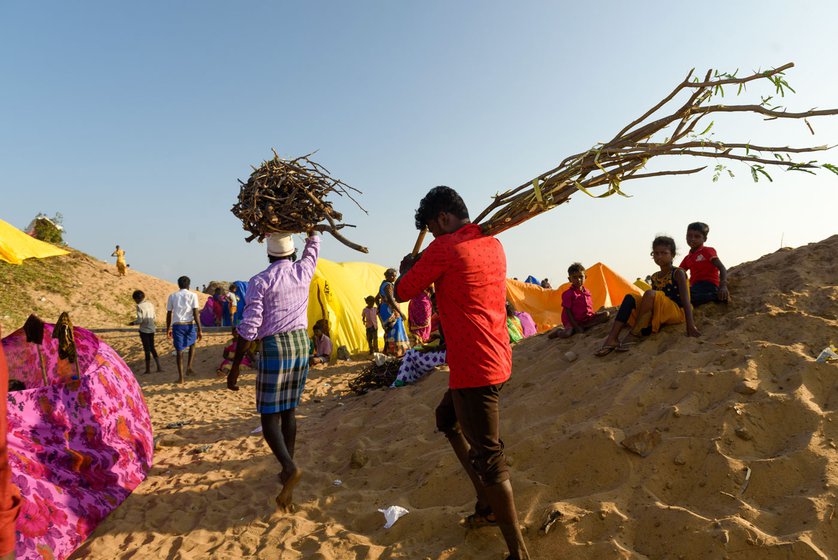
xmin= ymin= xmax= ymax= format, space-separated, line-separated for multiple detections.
xmin=256 ymin=329 xmax=310 ymax=414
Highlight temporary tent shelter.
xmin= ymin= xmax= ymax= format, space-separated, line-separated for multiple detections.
xmin=307 ymin=258 xmax=404 ymax=356
xmin=506 ymin=262 xmax=642 ymax=332
xmin=0 ymin=218 xmax=68 ymax=264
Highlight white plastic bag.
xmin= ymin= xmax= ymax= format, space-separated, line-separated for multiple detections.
xmin=378 ymin=505 xmax=409 ymax=529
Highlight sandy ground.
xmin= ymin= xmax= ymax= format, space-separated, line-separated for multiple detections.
xmin=11 ymin=237 xmax=838 ymax=559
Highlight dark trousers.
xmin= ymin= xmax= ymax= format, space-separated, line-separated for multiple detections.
xmin=435 ymin=384 xmax=509 ymax=486
xmin=139 ymin=331 xmax=158 ymax=360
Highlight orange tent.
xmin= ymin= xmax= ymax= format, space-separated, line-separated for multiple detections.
xmin=506 ymin=262 xmax=642 ymax=332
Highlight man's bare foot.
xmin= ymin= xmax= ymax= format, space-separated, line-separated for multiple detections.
xmin=276 ymin=468 xmax=303 ymax=511
xmin=186 ymin=369 xmax=196 ymax=376
xmin=143 ymin=370 xmax=151 ymax=375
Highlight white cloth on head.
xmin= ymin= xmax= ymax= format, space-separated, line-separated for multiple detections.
xmin=267 ymin=234 xmax=295 ymax=257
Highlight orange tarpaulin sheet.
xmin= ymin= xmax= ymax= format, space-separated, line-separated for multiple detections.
xmin=506 ymin=262 xmax=642 ymax=332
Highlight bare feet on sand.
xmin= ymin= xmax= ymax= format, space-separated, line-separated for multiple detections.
xmin=276 ymin=468 xmax=303 ymax=512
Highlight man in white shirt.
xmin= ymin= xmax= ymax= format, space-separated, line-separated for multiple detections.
xmin=166 ymin=275 xmax=202 ymax=383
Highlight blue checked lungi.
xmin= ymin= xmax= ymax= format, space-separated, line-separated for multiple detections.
xmin=256 ymin=329 xmax=310 ymax=413
xmin=171 ymin=324 xmax=197 ymax=351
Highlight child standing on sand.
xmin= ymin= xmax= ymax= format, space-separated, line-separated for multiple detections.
xmin=548 ymin=262 xmax=610 ymax=339
xmin=680 ymin=222 xmax=730 ymax=306
xmin=129 ymin=290 xmax=162 ymax=374
xmin=361 ymin=296 xmax=379 ymax=355
xmin=596 ymin=236 xmax=699 ymax=356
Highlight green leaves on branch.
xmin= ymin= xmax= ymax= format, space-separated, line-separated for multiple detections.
xmin=750 ymin=164 xmax=773 ymax=183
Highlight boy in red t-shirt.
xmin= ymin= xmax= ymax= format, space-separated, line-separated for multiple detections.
xmin=680 ymin=222 xmax=729 ymax=306
xmin=547 ymin=262 xmax=610 ymax=339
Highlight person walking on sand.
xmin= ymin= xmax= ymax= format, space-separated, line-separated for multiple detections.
xmin=395 ymin=186 xmax=530 ymax=560
xmin=111 ymin=245 xmax=127 ymax=277
xmin=228 ymin=231 xmax=319 ymax=512
xmin=166 ymin=276 xmax=202 ymax=383
xmin=129 ymin=290 xmax=163 ymax=374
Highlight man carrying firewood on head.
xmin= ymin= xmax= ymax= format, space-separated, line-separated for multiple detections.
xmin=228 ymin=230 xmax=320 ymax=512
xmin=394 ymin=186 xmax=530 ymax=560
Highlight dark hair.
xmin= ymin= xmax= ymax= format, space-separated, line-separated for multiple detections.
xmin=229 ymin=284 xmax=236 ymax=291
xmin=652 ymin=236 xmax=677 ymax=255
xmin=505 ymin=300 xmax=517 ymax=316
xmin=414 ymin=186 xmax=470 ymax=230
xmin=687 ymin=221 xmax=710 ymax=239
xmin=214 ymin=287 xmax=222 ymax=295
xmin=567 ymin=262 xmax=585 ymax=275
xmin=269 ymin=252 xmax=296 ymax=264
xmin=365 ymin=295 xmax=376 ymax=304
xmin=132 ymin=290 xmax=144 ymax=302
xmin=177 ymin=276 xmax=190 ymax=289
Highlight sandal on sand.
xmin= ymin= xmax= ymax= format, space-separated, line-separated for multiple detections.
xmin=616 ymin=335 xmax=642 ymax=352
xmin=461 ymin=503 xmax=497 ymax=528
xmin=594 ymin=345 xmax=617 ymax=357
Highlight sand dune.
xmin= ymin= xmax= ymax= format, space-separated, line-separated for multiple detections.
xmin=17 ymin=235 xmax=837 ymax=558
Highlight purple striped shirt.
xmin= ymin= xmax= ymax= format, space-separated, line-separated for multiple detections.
xmin=237 ymin=235 xmax=320 ymax=341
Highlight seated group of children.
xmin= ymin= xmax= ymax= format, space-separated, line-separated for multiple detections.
xmin=546 ymin=222 xmax=729 ymax=356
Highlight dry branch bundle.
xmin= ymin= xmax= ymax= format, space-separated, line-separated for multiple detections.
xmin=475 ymin=62 xmax=838 ymax=236
xmin=231 ymin=149 xmax=369 ymax=253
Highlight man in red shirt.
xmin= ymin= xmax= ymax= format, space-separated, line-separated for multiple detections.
xmin=396 ymin=186 xmax=529 ymax=560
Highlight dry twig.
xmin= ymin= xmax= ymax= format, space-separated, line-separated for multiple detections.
xmin=475 ymin=62 xmax=838 ymax=235
xmin=231 ymin=149 xmax=369 ymax=253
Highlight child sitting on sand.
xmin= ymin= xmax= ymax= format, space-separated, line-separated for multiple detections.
xmin=596 ymin=236 xmax=699 ymax=356
xmin=310 ymin=325 xmax=333 ymax=365
xmin=680 ymin=222 xmax=729 ymax=306
xmin=361 ymin=295 xmax=379 ymax=355
xmin=548 ymin=262 xmax=611 ymax=339
xmin=216 ymin=328 xmax=255 ymax=376
xmin=506 ymin=302 xmax=524 ymax=343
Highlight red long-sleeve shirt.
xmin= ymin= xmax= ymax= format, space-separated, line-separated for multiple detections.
xmin=396 ymin=224 xmax=511 ymax=389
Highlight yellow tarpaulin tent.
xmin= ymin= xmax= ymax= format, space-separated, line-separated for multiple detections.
xmin=506 ymin=262 xmax=642 ymax=332
xmin=307 ymin=258 xmax=406 ymax=356
xmin=0 ymin=218 xmax=68 ymax=264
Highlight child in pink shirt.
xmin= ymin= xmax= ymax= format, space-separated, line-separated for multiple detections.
xmin=548 ymin=262 xmax=611 ymax=339
xmin=361 ymin=296 xmax=379 ymax=355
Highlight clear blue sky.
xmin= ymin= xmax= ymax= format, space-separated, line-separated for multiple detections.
xmin=3 ymin=1 xmax=837 ymax=287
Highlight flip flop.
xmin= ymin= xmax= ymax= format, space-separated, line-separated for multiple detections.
xmin=616 ymin=338 xmax=641 ymax=352
xmin=594 ymin=345 xmax=617 ymax=357
xmin=460 ymin=503 xmax=497 ymax=528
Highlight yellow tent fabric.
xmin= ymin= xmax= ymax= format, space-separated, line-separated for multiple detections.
xmin=506 ymin=262 xmax=642 ymax=332
xmin=307 ymin=258 xmax=406 ymax=356
xmin=0 ymin=218 xmax=68 ymax=264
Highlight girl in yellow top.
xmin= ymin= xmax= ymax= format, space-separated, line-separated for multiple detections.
xmin=596 ymin=236 xmax=699 ymax=356
xmin=111 ymin=245 xmax=126 ymax=276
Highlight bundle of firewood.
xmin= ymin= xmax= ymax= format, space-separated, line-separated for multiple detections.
xmin=348 ymin=358 xmax=402 ymax=395
xmin=231 ymin=149 xmax=368 ymax=253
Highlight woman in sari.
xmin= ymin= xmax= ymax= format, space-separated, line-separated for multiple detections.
xmin=378 ymin=269 xmax=411 ymax=356
xmin=408 ymin=288 xmax=433 ymax=345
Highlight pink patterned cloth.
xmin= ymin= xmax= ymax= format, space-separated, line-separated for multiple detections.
xmin=2 ymin=324 xmax=154 ymax=560
xmin=408 ymin=292 xmax=433 ymax=343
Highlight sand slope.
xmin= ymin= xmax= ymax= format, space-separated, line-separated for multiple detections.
xmin=0 ymin=249 xmax=204 ymax=335
xmin=27 ymin=235 xmax=838 ymax=559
